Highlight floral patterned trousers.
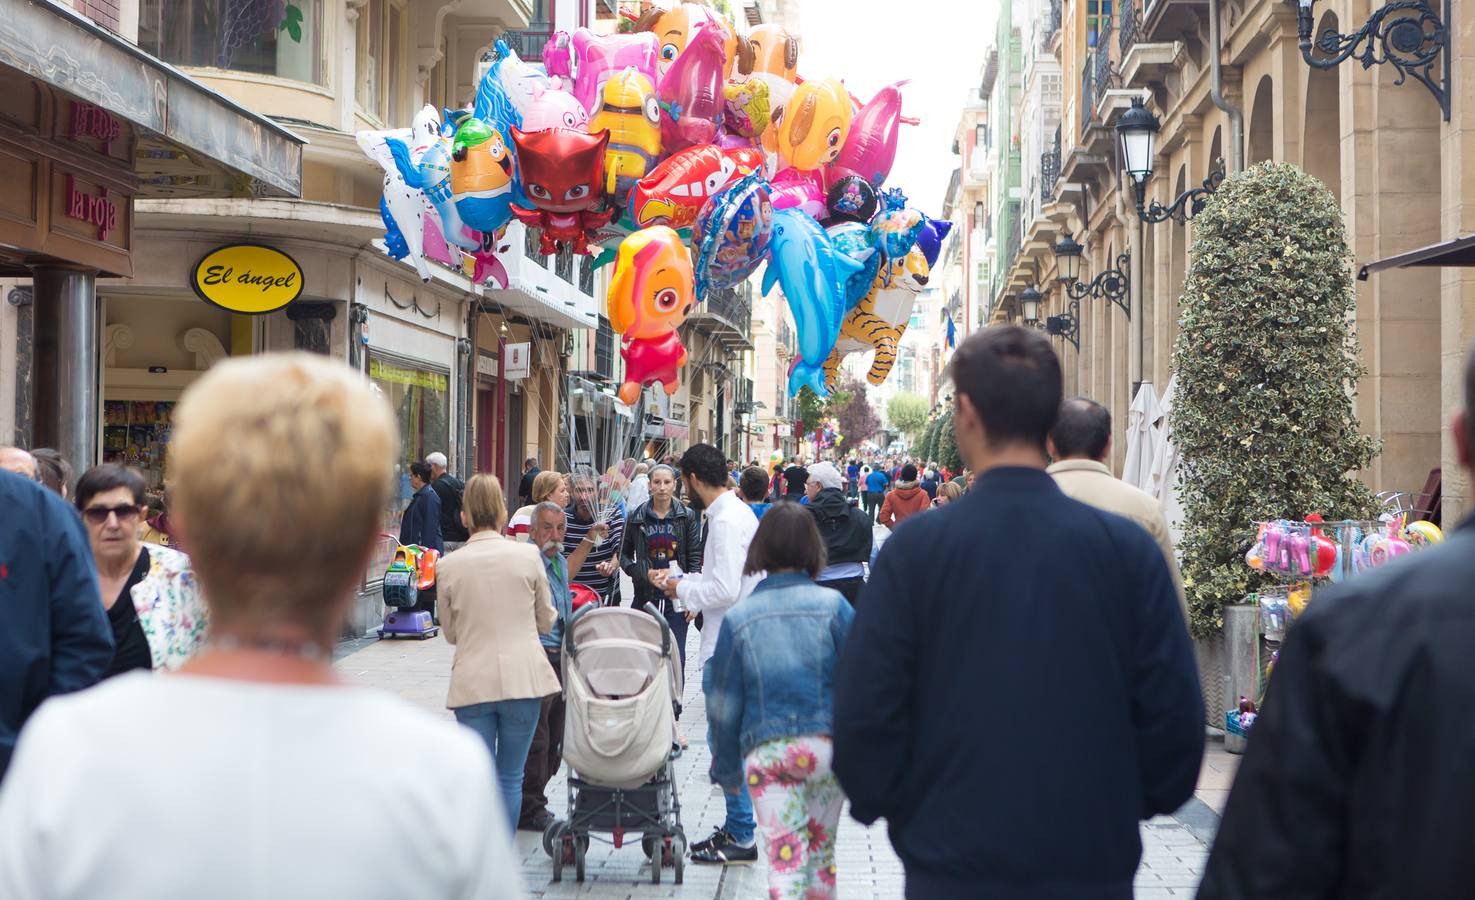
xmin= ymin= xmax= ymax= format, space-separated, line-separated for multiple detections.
xmin=744 ymin=735 xmax=843 ymax=900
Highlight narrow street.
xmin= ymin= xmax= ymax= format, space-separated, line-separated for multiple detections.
xmin=336 ymin=568 xmax=1232 ymax=898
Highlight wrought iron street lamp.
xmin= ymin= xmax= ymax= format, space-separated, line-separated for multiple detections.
xmin=1296 ymin=0 xmax=1450 ymax=121
xmin=1046 ymin=296 xmax=1081 ymax=351
xmin=1019 ymin=286 xmax=1042 ymax=326
xmin=1116 ymin=98 xmax=1226 ymax=225
xmin=1053 ymin=235 xmax=1131 ymax=318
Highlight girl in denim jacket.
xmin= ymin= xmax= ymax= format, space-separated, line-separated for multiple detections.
xmin=705 ymin=504 xmax=855 ymax=898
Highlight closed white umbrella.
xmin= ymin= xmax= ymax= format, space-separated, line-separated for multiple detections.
xmin=1149 ymin=373 xmax=1185 ymax=546
xmin=1122 ymin=382 xmax=1162 ymax=492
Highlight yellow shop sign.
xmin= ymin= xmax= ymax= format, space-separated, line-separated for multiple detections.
xmin=191 ymin=244 xmax=304 ymax=314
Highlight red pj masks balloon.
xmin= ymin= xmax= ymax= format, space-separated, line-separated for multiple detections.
xmin=628 ymin=145 xmax=764 ymax=230
xmin=656 ymin=23 xmax=727 ymax=152
xmin=509 ymin=127 xmax=615 ymax=256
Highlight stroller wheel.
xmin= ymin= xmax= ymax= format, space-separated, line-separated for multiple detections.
xmin=573 ymin=837 xmax=587 ymax=882
xmin=641 ymin=833 xmax=656 ymax=860
xmin=542 ymin=820 xmax=565 ymax=859
xmin=550 ymin=833 xmax=566 ymax=883
xmin=672 ymin=832 xmax=686 ymax=885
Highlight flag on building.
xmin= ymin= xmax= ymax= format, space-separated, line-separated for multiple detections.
xmin=945 ymin=316 xmax=957 ymax=349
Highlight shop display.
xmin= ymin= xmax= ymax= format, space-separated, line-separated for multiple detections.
xmin=103 ymin=400 xmax=175 ymax=487
xmin=1234 ymin=510 xmax=1444 ymax=739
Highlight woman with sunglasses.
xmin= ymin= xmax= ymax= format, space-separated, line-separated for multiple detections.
xmin=75 ymin=464 xmax=209 ymax=678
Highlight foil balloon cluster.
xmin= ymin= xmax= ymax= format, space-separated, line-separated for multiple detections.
xmin=358 ymin=14 xmax=947 ymax=406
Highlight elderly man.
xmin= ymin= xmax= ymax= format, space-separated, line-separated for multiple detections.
xmin=804 ymin=461 xmax=873 ymax=606
xmin=519 ymin=501 xmax=604 ymax=832
xmin=425 ymin=452 xmax=468 ymax=553
xmin=1046 ymin=398 xmax=1186 ymax=622
xmin=0 ymin=448 xmax=37 ymax=481
xmin=562 ymin=473 xmax=624 ymax=606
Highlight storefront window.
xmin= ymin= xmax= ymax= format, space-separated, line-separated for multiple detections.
xmin=369 ymin=356 xmax=450 ymax=536
xmin=138 ymin=0 xmax=325 ymax=84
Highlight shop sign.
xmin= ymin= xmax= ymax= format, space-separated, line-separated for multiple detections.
xmin=65 ymin=175 xmax=117 ymax=241
xmin=504 ymin=342 xmax=530 ymax=380
xmin=749 ymin=424 xmax=766 ymax=435
xmin=70 ymin=102 xmax=122 ymax=153
xmin=776 ymin=423 xmax=792 ymax=437
xmin=370 ymin=358 xmax=449 ymax=392
xmin=191 ymin=244 xmax=305 ymax=314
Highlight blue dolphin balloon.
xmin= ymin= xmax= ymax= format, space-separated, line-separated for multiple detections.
xmin=762 ymin=207 xmax=864 ymax=398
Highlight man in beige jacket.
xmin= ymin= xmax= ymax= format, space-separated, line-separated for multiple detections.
xmin=1046 ymin=398 xmax=1188 ymax=624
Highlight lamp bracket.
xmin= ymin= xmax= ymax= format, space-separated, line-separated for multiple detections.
xmin=1298 ymin=0 xmax=1450 ymax=121
xmin=1065 ymin=252 xmax=1132 ymax=319
xmin=1137 ymin=162 xmax=1226 ymax=225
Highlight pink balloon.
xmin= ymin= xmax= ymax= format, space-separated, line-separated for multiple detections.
xmin=543 ymin=29 xmax=659 ymax=117
xmin=769 ymin=166 xmax=827 ymax=220
xmin=657 ymin=23 xmax=725 ymax=152
xmin=830 ymin=81 xmax=906 ymax=187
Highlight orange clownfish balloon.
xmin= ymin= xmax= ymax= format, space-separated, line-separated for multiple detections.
xmin=773 ymin=77 xmax=852 ymax=172
xmin=607 ymin=226 xmax=695 ymax=406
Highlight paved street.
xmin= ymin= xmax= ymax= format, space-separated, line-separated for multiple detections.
xmin=337 ymin=580 xmax=1231 ymax=898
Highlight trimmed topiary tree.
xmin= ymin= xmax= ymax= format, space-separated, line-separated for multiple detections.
xmin=1173 ymin=161 xmax=1379 ymax=638
xmin=936 ymin=412 xmax=962 ymax=473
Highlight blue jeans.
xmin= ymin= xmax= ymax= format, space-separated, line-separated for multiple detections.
xmin=702 ymin=659 xmax=755 ymax=844
xmin=454 ymin=698 xmax=543 ymax=833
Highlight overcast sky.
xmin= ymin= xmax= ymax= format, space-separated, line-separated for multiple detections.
xmin=794 ymin=0 xmax=1000 ymax=215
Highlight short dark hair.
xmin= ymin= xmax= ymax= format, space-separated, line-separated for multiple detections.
xmin=743 ymin=502 xmax=827 ymax=579
xmin=525 ymin=457 xmax=538 ymax=468
xmin=739 ymin=466 xmax=770 ymax=502
xmin=901 ymin=463 xmax=918 ymax=482
xmin=75 ymin=463 xmax=147 ymax=510
xmin=946 ymin=325 xmax=1063 ymax=449
xmin=409 ymin=461 xmax=433 ymax=482
xmin=31 ymin=448 xmax=72 ymax=496
xmin=679 ymin=443 xmax=728 ymax=488
xmin=1050 ymin=397 xmax=1112 ymax=460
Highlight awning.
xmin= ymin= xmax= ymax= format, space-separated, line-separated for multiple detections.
xmin=663 ymin=422 xmax=689 ymax=439
xmin=1 ymin=1 xmax=304 ymax=198
xmin=1358 ymin=234 xmax=1475 ymax=281
xmin=489 ymin=277 xmax=600 ymax=331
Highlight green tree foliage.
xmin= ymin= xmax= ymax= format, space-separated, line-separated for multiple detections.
xmin=887 ymin=393 xmax=930 ymax=442
xmin=1173 ymin=162 xmax=1379 ymax=638
xmin=915 ymin=416 xmax=936 ymax=462
xmin=795 ymin=385 xmax=828 ymax=436
xmin=935 ymin=412 xmax=961 ymax=472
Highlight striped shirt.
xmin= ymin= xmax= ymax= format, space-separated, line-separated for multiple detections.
xmin=562 ymin=504 xmax=626 ymax=601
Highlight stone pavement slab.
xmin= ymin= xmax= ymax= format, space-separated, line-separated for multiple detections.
xmin=339 ymin=584 xmax=1216 ymax=898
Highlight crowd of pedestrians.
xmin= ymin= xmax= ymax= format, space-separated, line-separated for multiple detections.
xmin=8 ymin=326 xmax=1475 ymax=899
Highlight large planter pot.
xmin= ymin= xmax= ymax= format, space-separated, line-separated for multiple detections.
xmin=1194 ymin=604 xmax=1260 ymax=752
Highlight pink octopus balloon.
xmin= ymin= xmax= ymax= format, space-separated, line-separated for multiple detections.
xmin=656 ymin=23 xmax=726 ymax=152
xmin=519 ymin=84 xmax=589 ymax=132
xmin=830 ymin=81 xmax=907 ymax=187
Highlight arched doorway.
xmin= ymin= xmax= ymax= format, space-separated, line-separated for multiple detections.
xmin=1248 ymin=75 xmax=1274 ymax=165
xmin=1302 ymin=14 xmax=1341 ymax=200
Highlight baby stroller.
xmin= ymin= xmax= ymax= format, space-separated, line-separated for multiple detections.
xmin=543 ymin=605 xmax=686 ymax=884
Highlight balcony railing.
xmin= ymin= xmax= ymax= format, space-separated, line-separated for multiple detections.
xmin=500 ymin=29 xmax=554 ymax=62
xmin=1040 ymin=148 xmax=1060 ymax=204
xmin=1119 ymin=0 xmax=1138 ymax=58
xmin=1081 ymin=54 xmax=1096 ymax=132
xmin=1095 ymin=19 xmax=1115 ymax=107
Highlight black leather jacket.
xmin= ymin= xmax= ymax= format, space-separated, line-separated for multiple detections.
xmin=619 ymin=498 xmax=704 ymax=612
xmin=1201 ymin=515 xmax=1475 ymax=899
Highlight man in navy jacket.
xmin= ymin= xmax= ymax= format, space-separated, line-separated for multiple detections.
xmin=833 ymin=327 xmax=1203 ymax=899
xmin=0 ymin=468 xmax=111 ymax=780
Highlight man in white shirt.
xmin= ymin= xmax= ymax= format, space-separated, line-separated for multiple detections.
xmin=0 ymin=354 xmax=524 ymax=900
xmin=651 ymin=442 xmax=760 ymax=865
